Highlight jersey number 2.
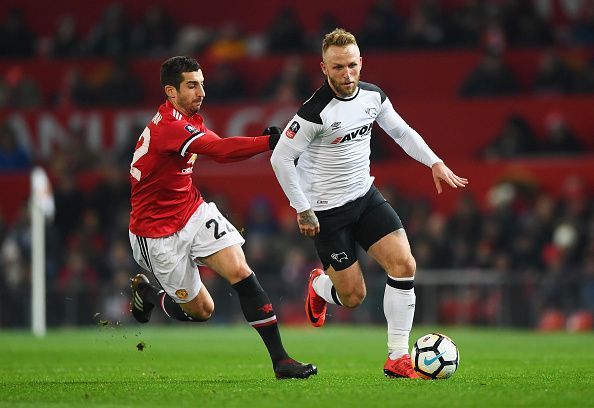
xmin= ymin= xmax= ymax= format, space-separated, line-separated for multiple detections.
xmin=130 ymin=127 xmax=151 ymax=181
xmin=206 ymin=218 xmax=233 ymax=240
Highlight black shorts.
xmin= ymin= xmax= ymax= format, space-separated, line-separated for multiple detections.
xmin=313 ymin=185 xmax=403 ymax=271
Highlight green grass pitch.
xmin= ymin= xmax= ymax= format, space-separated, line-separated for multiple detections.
xmin=0 ymin=325 xmax=592 ymax=407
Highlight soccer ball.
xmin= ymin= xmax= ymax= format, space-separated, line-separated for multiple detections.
xmin=411 ymin=333 xmax=459 ymax=379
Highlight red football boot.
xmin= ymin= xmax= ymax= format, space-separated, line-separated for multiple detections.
xmin=383 ymin=354 xmax=420 ymax=379
xmin=305 ymin=269 xmax=327 ymax=327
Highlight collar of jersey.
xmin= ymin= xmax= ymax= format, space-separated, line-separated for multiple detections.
xmin=165 ymin=99 xmax=200 ymax=120
xmin=324 ymin=80 xmax=360 ymax=101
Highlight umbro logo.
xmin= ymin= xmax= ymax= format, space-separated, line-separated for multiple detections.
xmin=331 ymin=121 xmax=341 ymax=130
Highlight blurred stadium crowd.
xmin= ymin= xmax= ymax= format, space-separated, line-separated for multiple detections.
xmin=0 ymin=0 xmax=593 ymax=330
xmin=2 ymin=1 xmax=594 ymax=107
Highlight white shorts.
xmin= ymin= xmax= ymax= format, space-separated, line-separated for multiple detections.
xmin=129 ymin=202 xmax=245 ymax=303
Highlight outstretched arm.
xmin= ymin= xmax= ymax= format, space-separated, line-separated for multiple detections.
xmin=185 ymin=129 xmax=270 ymax=163
xmin=376 ymin=98 xmax=468 ymax=192
xmin=377 ymin=100 xmax=441 ymax=168
xmin=388 ymin=126 xmax=469 ymax=194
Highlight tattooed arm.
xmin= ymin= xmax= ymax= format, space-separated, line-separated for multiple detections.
xmin=297 ymin=209 xmax=320 ymax=237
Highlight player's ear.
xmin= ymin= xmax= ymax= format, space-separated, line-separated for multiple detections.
xmin=320 ymin=61 xmax=327 ymax=76
xmin=164 ymin=85 xmax=177 ymax=99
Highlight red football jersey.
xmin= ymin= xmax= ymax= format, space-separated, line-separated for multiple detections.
xmin=129 ymin=100 xmax=269 ymax=238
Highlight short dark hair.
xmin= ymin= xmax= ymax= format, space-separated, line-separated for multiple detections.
xmin=160 ymin=56 xmax=201 ymax=90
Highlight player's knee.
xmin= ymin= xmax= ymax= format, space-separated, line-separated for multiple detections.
xmin=198 ymin=302 xmax=215 ymax=320
xmin=339 ymin=287 xmax=366 ymax=308
xmin=227 ymin=260 xmax=253 ymax=283
xmin=189 ymin=310 xmax=213 ymax=321
xmin=404 ymin=255 xmax=417 ymax=277
xmin=392 ymin=254 xmax=416 ymax=278
xmin=182 ymin=300 xmax=214 ymax=321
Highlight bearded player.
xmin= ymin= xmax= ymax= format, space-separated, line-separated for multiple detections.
xmin=271 ymin=29 xmax=467 ymax=378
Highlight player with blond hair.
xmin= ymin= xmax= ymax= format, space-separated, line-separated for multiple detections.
xmin=271 ymin=29 xmax=467 ymax=378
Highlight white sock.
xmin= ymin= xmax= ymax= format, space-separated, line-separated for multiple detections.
xmin=384 ymin=276 xmax=416 ymax=360
xmin=312 ymin=273 xmax=341 ymax=305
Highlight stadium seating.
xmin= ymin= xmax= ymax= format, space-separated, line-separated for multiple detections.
xmin=1 ymin=0 xmax=593 ymax=329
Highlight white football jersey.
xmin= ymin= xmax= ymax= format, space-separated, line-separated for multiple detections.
xmin=271 ymin=81 xmax=441 ymax=213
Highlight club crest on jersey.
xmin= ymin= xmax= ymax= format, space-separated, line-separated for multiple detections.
xmin=184 ymin=124 xmax=198 ymax=134
xmin=365 ymin=107 xmax=378 ymax=118
xmin=330 ymin=123 xmax=372 ymax=144
xmin=285 ymin=121 xmax=300 ymax=139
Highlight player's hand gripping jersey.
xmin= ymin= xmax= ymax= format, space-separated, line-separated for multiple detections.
xmin=271 ymin=81 xmax=442 ymax=213
xmin=130 ymin=100 xmax=269 ymax=238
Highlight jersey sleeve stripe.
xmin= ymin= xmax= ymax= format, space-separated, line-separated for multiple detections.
xmin=179 ymin=132 xmax=205 ymax=156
